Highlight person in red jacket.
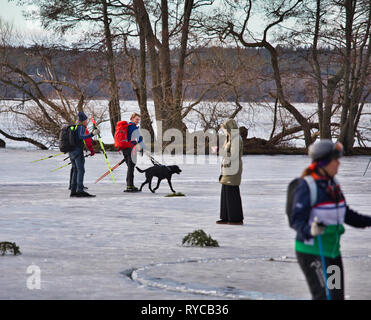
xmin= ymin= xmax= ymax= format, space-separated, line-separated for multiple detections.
xmin=68 ymin=126 xmax=95 ymax=190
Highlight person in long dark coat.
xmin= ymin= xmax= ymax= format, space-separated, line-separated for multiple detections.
xmin=217 ymin=118 xmax=244 ymax=225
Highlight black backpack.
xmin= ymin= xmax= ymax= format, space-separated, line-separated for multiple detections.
xmin=286 ymin=176 xmax=317 ymax=227
xmin=59 ymin=125 xmax=78 ymax=153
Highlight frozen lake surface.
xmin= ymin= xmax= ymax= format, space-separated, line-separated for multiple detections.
xmin=1 ymin=149 xmax=371 ymax=299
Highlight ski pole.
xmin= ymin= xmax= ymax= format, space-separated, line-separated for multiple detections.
xmin=363 ymin=158 xmax=371 ymax=176
xmin=95 ymin=159 xmax=125 ymax=183
xmin=51 ymin=162 xmax=71 ymax=172
xmin=317 ymin=234 xmax=331 ymax=300
xmin=50 ymin=154 xmax=90 ymax=172
xmin=91 ymin=117 xmax=115 ymax=184
xmin=32 ymin=152 xmax=64 ymax=163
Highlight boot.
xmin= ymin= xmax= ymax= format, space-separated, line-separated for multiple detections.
xmin=124 ymin=186 xmax=140 ymax=193
xmin=216 ymin=220 xmax=228 ymax=224
xmin=75 ymin=191 xmax=96 ymax=197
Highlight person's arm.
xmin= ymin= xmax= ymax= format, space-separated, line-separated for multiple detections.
xmin=344 ymin=206 xmax=371 ymax=228
xmin=77 ymin=125 xmax=93 ymax=141
xmin=291 ymin=179 xmax=313 ymax=240
xmin=221 ymin=135 xmax=241 ymax=175
xmin=131 ymin=128 xmax=146 ymax=150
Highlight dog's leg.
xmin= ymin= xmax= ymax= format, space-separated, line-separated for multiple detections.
xmin=149 ymin=177 xmax=155 ymax=193
xmin=167 ymin=178 xmax=176 ymax=193
xmin=139 ymin=178 xmax=149 ymax=191
xmin=153 ymin=178 xmax=162 ymax=192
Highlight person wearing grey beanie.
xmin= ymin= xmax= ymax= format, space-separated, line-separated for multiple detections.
xmin=290 ymin=139 xmax=371 ymax=300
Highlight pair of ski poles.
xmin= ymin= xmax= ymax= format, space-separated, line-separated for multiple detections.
xmin=32 ymin=152 xmax=89 ymax=172
xmin=52 ymin=118 xmax=115 ymax=179
xmin=31 ymin=118 xmax=115 ymax=180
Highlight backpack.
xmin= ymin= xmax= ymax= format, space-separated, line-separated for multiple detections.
xmin=286 ymin=175 xmax=317 ymax=227
xmin=114 ymin=121 xmax=135 ymax=150
xmin=59 ymin=125 xmax=78 ymax=153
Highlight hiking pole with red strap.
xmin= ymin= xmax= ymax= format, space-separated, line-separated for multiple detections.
xmin=90 ymin=117 xmax=116 ymax=183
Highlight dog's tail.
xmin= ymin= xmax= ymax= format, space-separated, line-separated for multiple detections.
xmin=136 ymin=167 xmax=145 ymax=173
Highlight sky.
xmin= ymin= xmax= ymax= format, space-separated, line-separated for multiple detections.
xmin=0 ymin=0 xmax=45 ymax=36
xmin=0 ymin=0 xmax=293 ymax=47
xmin=0 ymin=0 xmax=268 ymax=43
xmin=0 ymin=0 xmax=80 ymax=45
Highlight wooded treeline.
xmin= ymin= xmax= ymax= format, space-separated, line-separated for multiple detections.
xmin=1 ymin=45 xmax=348 ymax=103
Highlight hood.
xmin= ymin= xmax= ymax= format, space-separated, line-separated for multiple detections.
xmin=221 ymin=118 xmax=238 ymax=133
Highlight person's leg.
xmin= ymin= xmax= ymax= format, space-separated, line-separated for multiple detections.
xmin=225 ymin=185 xmax=243 ymax=223
xmin=75 ymin=153 xmax=85 ymax=192
xmin=218 ymin=184 xmax=228 ymax=222
xmin=70 ymin=158 xmax=77 ymax=194
xmin=296 ymin=251 xmax=327 ymax=300
xmin=69 ymin=167 xmax=73 ymax=190
xmin=123 ymin=148 xmax=135 ymax=187
xmin=325 ymin=255 xmax=345 ymax=300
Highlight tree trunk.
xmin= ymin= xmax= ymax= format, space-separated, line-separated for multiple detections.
xmin=173 ymin=0 xmax=194 ymax=133
xmin=160 ymin=0 xmax=175 ymax=131
xmin=134 ymin=0 xmax=165 ymax=133
xmin=312 ymin=0 xmax=325 ymax=138
xmin=265 ymin=42 xmax=313 ymax=147
xmin=322 ymin=67 xmax=344 ymax=139
xmin=339 ymin=0 xmax=355 ymax=154
xmin=0 ymin=128 xmax=48 ymax=149
xmin=136 ymin=13 xmax=154 ymax=142
xmin=102 ymin=0 xmax=121 ymax=137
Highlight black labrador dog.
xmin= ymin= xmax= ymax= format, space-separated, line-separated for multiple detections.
xmin=136 ymin=165 xmax=182 ymax=193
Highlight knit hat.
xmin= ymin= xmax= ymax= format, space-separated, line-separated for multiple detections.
xmin=78 ymin=111 xmax=88 ymax=122
xmin=308 ymin=139 xmax=343 ymax=167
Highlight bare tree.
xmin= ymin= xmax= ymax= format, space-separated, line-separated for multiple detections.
xmin=209 ymin=0 xmax=315 ymax=147
xmin=132 ymin=0 xmax=216 ymax=136
xmin=22 ymin=0 xmax=124 ymax=136
xmin=0 ymin=24 xmax=104 ymax=148
xmin=271 ymin=0 xmax=371 ymax=152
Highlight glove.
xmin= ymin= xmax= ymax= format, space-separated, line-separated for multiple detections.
xmin=90 ymin=150 xmax=95 ymax=156
xmin=130 ymin=140 xmax=138 ymax=146
xmin=310 ymin=217 xmax=326 ymax=237
xmin=92 ymin=129 xmax=100 ymax=136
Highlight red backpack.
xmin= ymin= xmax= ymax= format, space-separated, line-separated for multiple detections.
xmin=114 ymin=121 xmax=134 ymax=150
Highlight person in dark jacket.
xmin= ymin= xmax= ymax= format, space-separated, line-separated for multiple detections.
xmin=216 ymin=118 xmax=244 ymax=225
xmin=122 ymin=112 xmax=146 ymax=192
xmin=69 ymin=111 xmax=99 ymax=198
xmin=69 ymin=126 xmax=95 ymax=190
xmin=291 ymin=139 xmax=371 ymax=300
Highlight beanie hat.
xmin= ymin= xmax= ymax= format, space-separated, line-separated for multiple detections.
xmin=308 ymin=139 xmax=343 ymax=167
xmin=78 ymin=111 xmax=88 ymax=122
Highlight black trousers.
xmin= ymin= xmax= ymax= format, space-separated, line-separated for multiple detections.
xmin=220 ymin=184 xmax=243 ymax=222
xmin=122 ymin=148 xmax=135 ymax=186
xmin=296 ymin=251 xmax=344 ymax=300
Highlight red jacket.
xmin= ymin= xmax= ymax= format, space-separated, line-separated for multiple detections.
xmin=84 ymin=128 xmax=95 ymax=154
